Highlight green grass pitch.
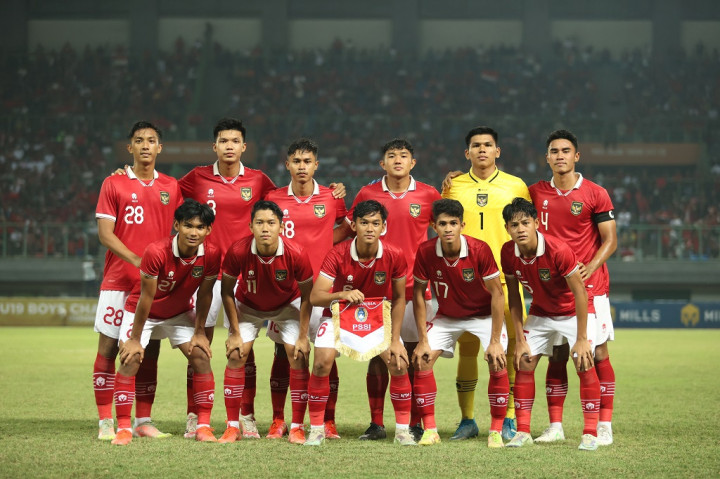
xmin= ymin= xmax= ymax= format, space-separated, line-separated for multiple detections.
xmin=0 ymin=327 xmax=718 ymax=478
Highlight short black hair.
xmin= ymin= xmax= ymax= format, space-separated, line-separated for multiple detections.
xmin=465 ymin=126 xmax=498 ymax=147
xmin=353 ymin=199 xmax=388 ymax=222
xmin=287 ymin=138 xmax=318 ymax=157
xmin=174 ymin=198 xmax=215 ymax=226
xmin=213 ymin=117 xmax=246 ymax=141
xmin=381 ymin=138 xmax=414 ymax=157
xmin=432 ymin=199 xmax=464 ymax=222
xmin=251 ymin=200 xmax=284 ymax=222
xmin=502 ymin=197 xmax=537 ymax=224
xmin=128 ymin=121 xmax=162 ymax=140
xmin=546 ymin=129 xmax=579 ymax=151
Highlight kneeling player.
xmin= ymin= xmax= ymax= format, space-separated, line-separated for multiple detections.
xmin=218 ymin=201 xmax=314 ymax=444
xmin=412 ymin=199 xmax=509 ymax=447
xmin=500 ymin=198 xmax=600 ymax=451
xmin=112 ymin=199 xmax=220 ymax=445
xmin=305 ymin=200 xmax=415 ymax=446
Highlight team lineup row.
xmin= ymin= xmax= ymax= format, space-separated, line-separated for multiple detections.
xmin=92 ymin=118 xmax=617 ymax=449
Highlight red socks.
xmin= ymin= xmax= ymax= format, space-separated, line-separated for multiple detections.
xmin=193 ymin=372 xmax=215 ymax=425
xmin=578 ymin=367 xmax=601 ymax=436
xmin=325 ymin=360 xmax=339 ymax=422
xmin=290 ymin=368 xmax=309 ymax=425
xmin=308 ymin=374 xmax=330 ymax=428
xmin=488 ymin=369 xmax=509 ymax=432
xmin=186 ymin=364 xmax=197 ymax=415
xmin=366 ymin=373 xmax=388 ymax=426
xmin=223 ymin=366 xmax=245 ymax=423
xmin=134 ymin=358 xmax=157 ymax=419
xmin=113 ymin=373 xmax=135 ymax=429
xmin=546 ymin=360 xmax=568 ymax=424
xmin=389 ymin=374 xmax=412 ymax=426
xmin=270 ymin=354 xmax=290 ymax=421
xmin=93 ymin=353 xmax=115 ymax=420
xmin=240 ymin=349 xmax=256 ymax=417
xmin=595 ymin=357 xmax=615 ymax=422
xmin=513 ymin=370 xmax=535 ymax=434
xmin=412 ymin=370 xmax=437 ymax=430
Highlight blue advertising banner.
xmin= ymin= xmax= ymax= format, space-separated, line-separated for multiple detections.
xmin=611 ymin=302 xmax=720 ymax=328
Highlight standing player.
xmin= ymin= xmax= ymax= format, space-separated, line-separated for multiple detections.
xmin=94 ymin=121 xmax=182 ymax=441
xmin=263 ymin=138 xmax=348 ymax=439
xmin=412 ymin=199 xmax=509 ymax=447
xmin=442 ymin=126 xmax=530 ymax=440
xmin=111 ymin=199 xmax=220 ymax=446
xmin=528 ymin=129 xmax=617 ymax=445
xmin=217 ymin=201 xmax=314 ymax=444
xmin=500 ymin=197 xmax=600 ymax=451
xmin=335 ymin=138 xmax=441 ymax=441
xmin=305 ymin=200 xmax=415 ymax=446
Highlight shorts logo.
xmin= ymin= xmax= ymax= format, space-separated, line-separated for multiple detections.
xmin=477 ymin=193 xmax=488 ymax=207
xmin=354 ymin=307 xmax=368 ymax=322
xmin=462 ymin=268 xmax=475 ymax=282
xmin=275 ymin=270 xmax=288 ymax=281
xmin=409 ymin=203 xmax=421 ymax=218
xmin=160 ymin=191 xmax=170 ymax=205
xmin=374 ymin=272 xmax=386 ymax=285
xmin=241 ymin=187 xmax=252 ymax=201
xmin=570 ymin=201 xmax=583 ymax=216
xmin=314 ymin=205 xmax=326 ymax=218
xmin=192 ymin=266 xmax=204 ymax=278
xmin=539 ymin=268 xmax=551 ymax=281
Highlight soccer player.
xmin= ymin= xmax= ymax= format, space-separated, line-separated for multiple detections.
xmin=335 ymin=138 xmax=441 ymax=441
xmin=305 ymin=200 xmax=415 ymax=446
xmin=528 ymin=129 xmax=617 ymax=446
xmin=94 ymin=121 xmax=182 ymax=441
xmin=500 ymin=198 xmax=600 ymax=451
xmin=217 ymin=200 xmax=314 ymax=444
xmin=441 ymin=126 xmax=530 ymax=440
xmin=111 ymin=199 xmax=220 ymax=446
xmin=263 ymin=138 xmax=348 ymax=439
xmin=412 ymin=199 xmax=509 ymax=447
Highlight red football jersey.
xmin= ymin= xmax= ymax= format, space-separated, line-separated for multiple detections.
xmin=124 ymin=236 xmax=221 ymax=319
xmin=414 ymin=235 xmax=500 ymax=318
xmin=96 ymin=168 xmax=182 ymax=291
xmin=501 ymin=232 xmax=594 ymax=317
xmin=264 ymin=180 xmax=347 ymax=278
xmin=529 ymin=174 xmax=615 ymax=296
xmin=346 ymin=177 xmax=441 ymax=300
xmin=222 ymin=236 xmax=313 ymax=312
xmin=178 ymin=162 xmax=276 ymax=260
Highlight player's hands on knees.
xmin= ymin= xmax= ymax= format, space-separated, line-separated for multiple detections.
xmin=328 ymin=182 xmax=346 ymax=199
xmin=571 ymin=340 xmax=594 ymax=372
xmin=441 ymin=170 xmax=463 ymax=192
xmin=225 ymin=333 xmax=243 ymax=359
xmin=119 ymin=338 xmax=144 ymax=365
xmin=484 ymin=342 xmax=507 ymax=371
xmin=513 ymin=341 xmax=531 ymax=372
xmin=339 ymin=289 xmax=365 ymax=304
xmin=388 ymin=340 xmax=409 ymax=372
xmin=412 ymin=340 xmax=431 ymax=370
xmin=189 ymin=333 xmax=212 ymax=359
xmin=294 ymin=336 xmax=310 ymax=361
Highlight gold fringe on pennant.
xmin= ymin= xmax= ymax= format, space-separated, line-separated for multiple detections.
xmin=331 ymin=299 xmax=392 ymax=362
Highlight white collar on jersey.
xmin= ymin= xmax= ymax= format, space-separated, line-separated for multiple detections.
xmin=286 ymin=180 xmax=320 ymax=197
xmin=350 ymin=238 xmax=384 ymax=261
xmin=172 ymin=234 xmax=205 ymax=258
xmin=126 ymin=166 xmax=159 ymax=181
xmin=212 ymin=161 xmax=245 ymax=177
xmin=435 ymin=234 xmax=469 ymax=258
xmin=381 ymin=175 xmax=417 ymax=193
xmin=251 ymin=236 xmax=284 ymax=257
xmin=514 ymin=231 xmax=546 ymax=263
xmin=550 ymin=173 xmax=584 ymax=196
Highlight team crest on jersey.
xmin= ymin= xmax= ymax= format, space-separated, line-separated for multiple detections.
xmin=409 ymin=203 xmax=421 ymax=218
xmin=374 ymin=272 xmax=386 ymax=285
xmin=241 ymin=187 xmax=252 ymax=201
xmin=570 ymin=201 xmax=583 ymax=216
xmin=354 ymin=306 xmax=368 ymax=322
xmin=275 ymin=270 xmax=288 ymax=281
xmin=191 ymin=266 xmax=204 ymax=278
xmin=476 ymin=193 xmax=488 ymax=207
xmin=539 ymin=268 xmax=551 ymax=281
xmin=314 ymin=205 xmax=326 ymax=218
xmin=462 ymin=268 xmax=475 ymax=282
xmin=160 ymin=191 xmax=170 ymax=205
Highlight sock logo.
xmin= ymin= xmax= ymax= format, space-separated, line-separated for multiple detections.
xmin=118 ymin=394 xmax=128 ymax=402
xmin=224 ymin=388 xmax=231 ymax=395
xmin=600 ymin=385 xmax=606 ymax=393
xmin=416 ymin=398 xmax=425 ymax=405
xmin=546 ymin=386 xmax=552 ymax=394
xmin=301 ymin=393 xmax=308 ymax=401
xmin=95 ymin=377 xmax=106 ymax=387
xmin=584 ymin=402 xmax=596 ymax=411
xmin=208 ymin=393 xmax=214 ymax=401
xmin=147 ymin=384 xmax=156 ymax=393
xmin=496 ymin=396 xmax=506 ymax=405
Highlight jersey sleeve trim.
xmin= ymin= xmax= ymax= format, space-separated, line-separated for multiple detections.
xmin=413 ymin=275 xmax=429 ymax=285
xmin=140 ymin=271 xmax=157 ymax=279
xmin=319 ymin=271 xmax=336 ymax=282
xmin=96 ymin=213 xmax=117 ymax=221
xmin=482 ymin=271 xmax=500 ymax=281
xmin=297 ymin=276 xmax=314 ymax=285
xmin=222 ymin=272 xmax=238 ymax=280
xmin=563 ymin=263 xmax=580 ymax=278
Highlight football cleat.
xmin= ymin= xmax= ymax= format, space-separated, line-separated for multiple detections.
xmin=418 ymin=429 xmax=441 ymax=446
xmin=133 ymin=421 xmax=171 ymax=439
xmin=239 ymin=414 xmax=260 ymax=439
xmin=303 ymin=427 xmax=325 ymax=446
xmin=218 ymin=425 xmax=241 ymax=444
xmin=184 ymin=412 xmax=198 ymax=439
xmin=324 ymin=420 xmax=341 ymax=439
xmin=505 ymin=431 xmax=533 ymax=448
xmin=578 ymin=433 xmax=599 ymax=451
xmin=487 ymin=431 xmax=504 ymax=448
xmin=394 ymin=429 xmax=418 ymax=446
xmin=596 ymin=424 xmax=613 ymax=446
xmin=501 ymin=417 xmax=517 ymax=440
xmin=111 ymin=429 xmax=133 ymax=446
xmin=449 ymin=418 xmax=479 ymax=441
xmin=195 ymin=426 xmax=218 ymax=442
xmin=534 ymin=425 xmax=565 ymax=443
xmin=98 ymin=418 xmax=116 ymax=441
xmin=266 ymin=419 xmax=288 ymax=439
xmin=409 ymin=424 xmax=424 ymax=443
xmin=289 ymin=426 xmax=306 ymax=445
xmin=358 ymin=422 xmax=386 ymax=440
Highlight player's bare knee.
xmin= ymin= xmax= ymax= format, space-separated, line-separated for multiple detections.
xmin=550 ymin=343 xmax=570 ymax=362
xmin=367 ymin=355 xmax=387 ymax=375
xmin=144 ymin=339 xmax=161 ymax=360
xmin=118 ymin=356 xmax=141 ymax=377
xmin=311 ymin=348 xmax=334 ymax=376
xmin=204 ymin=326 xmax=215 ymax=344
xmin=275 ymin=342 xmax=288 ymax=358
xmin=227 ymin=350 xmax=245 ymax=369
xmin=594 ymin=342 xmax=609 ymax=361
xmin=97 ymin=334 xmax=119 ymax=358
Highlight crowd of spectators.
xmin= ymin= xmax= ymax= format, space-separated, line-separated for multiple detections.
xmin=0 ymin=38 xmax=718 ymax=259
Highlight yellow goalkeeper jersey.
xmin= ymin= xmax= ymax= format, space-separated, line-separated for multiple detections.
xmin=442 ymin=167 xmax=530 ymax=282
